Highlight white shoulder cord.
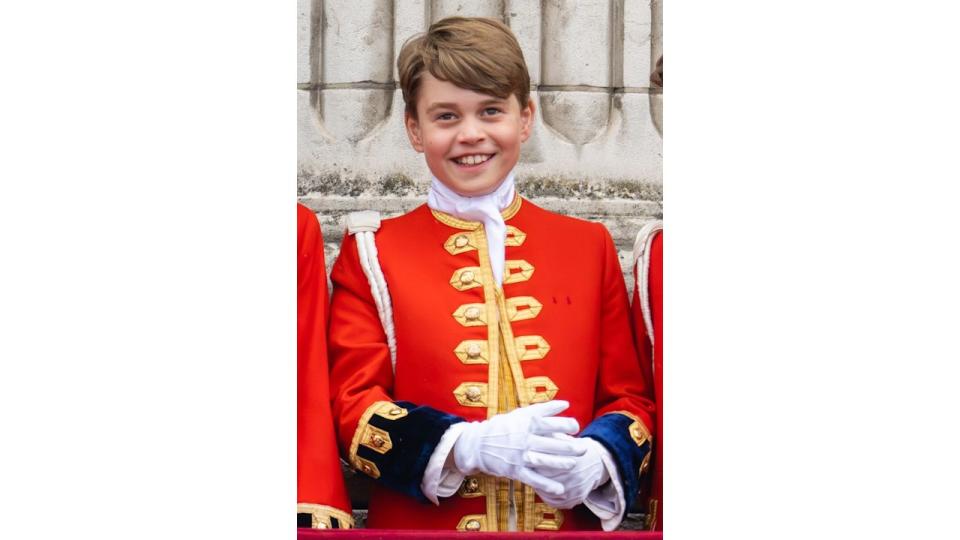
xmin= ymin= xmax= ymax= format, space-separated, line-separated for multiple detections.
xmin=344 ymin=211 xmax=397 ymax=372
xmin=632 ymin=220 xmax=663 ymax=347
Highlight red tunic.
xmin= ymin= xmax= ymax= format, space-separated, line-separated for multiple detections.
xmin=328 ymin=196 xmax=655 ymax=531
xmin=632 ymin=231 xmax=663 ymax=530
xmin=297 ymin=204 xmax=353 ymax=529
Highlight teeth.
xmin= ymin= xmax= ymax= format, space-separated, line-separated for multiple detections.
xmin=455 ymin=154 xmax=492 ymax=166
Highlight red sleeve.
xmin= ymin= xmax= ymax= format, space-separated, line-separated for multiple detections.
xmin=297 ymin=204 xmax=352 ymax=528
xmin=592 ymin=224 xmax=656 ymax=433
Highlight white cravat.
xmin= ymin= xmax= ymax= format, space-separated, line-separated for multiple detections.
xmin=427 ymin=170 xmax=516 ymax=285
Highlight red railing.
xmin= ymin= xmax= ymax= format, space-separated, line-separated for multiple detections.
xmin=299 ymin=530 xmax=662 ymax=539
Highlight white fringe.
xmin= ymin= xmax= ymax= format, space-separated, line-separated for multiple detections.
xmin=345 ymin=211 xmax=397 ymax=373
xmin=632 ymin=220 xmax=663 ymax=348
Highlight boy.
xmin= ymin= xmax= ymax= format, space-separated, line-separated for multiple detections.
xmin=328 ymin=17 xmax=655 ymax=531
xmin=297 ymin=204 xmax=353 ymax=529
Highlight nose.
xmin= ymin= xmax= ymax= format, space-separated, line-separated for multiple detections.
xmin=457 ymin=117 xmax=485 ymax=144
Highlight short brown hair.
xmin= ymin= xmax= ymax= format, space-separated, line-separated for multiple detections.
xmin=397 ymin=17 xmax=531 ymax=117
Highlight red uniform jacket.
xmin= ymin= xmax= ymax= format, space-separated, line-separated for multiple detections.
xmin=328 ymin=196 xmax=655 ymax=531
xmin=297 ymin=204 xmax=353 ymax=529
xmin=632 ymin=230 xmax=663 ymax=530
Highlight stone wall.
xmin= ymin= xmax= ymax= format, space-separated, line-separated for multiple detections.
xmin=298 ymin=0 xmax=663 ymax=292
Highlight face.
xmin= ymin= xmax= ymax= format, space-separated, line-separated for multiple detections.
xmin=405 ymin=73 xmax=535 ymax=197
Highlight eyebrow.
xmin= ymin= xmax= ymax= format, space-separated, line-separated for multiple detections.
xmin=424 ymin=98 xmax=507 ymax=114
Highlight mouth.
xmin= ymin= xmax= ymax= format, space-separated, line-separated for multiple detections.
xmin=450 ymin=153 xmax=496 ymax=169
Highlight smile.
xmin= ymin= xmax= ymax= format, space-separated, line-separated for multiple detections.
xmin=452 ymin=154 xmax=495 ymax=166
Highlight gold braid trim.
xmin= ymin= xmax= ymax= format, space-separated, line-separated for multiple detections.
xmin=605 ymin=410 xmax=654 ymax=445
xmin=430 ymin=193 xmax=523 ymax=230
xmin=297 ymin=503 xmax=354 ymax=529
xmin=348 ymin=400 xmax=405 ymax=476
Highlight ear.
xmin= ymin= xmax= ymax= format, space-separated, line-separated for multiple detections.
xmin=519 ymin=98 xmax=536 ymax=143
xmin=404 ymin=110 xmax=424 ymax=153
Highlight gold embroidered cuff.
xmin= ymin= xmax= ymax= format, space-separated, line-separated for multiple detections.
xmin=455 ymin=340 xmax=489 ymax=364
xmin=503 ymin=260 xmax=534 ymax=285
xmin=457 ymin=514 xmax=489 ymax=532
xmin=525 ymin=376 xmax=559 ymax=404
xmin=349 ymin=401 xmax=407 ymax=477
xmin=453 ymin=382 xmax=489 ymax=407
xmin=360 ymin=424 xmax=393 ymax=454
xmin=297 ymin=503 xmax=355 ymax=529
xmin=514 ymin=335 xmax=550 ymax=361
xmin=505 ymin=296 xmax=543 ymax=322
xmin=453 ymin=303 xmax=487 ymax=327
xmin=450 ymin=266 xmax=483 ymax=291
xmin=607 ymin=410 xmax=653 ymax=446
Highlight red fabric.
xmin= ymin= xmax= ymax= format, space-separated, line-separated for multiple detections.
xmin=327 ymin=199 xmax=655 ymax=530
xmin=298 ymin=204 xmax=351 ymax=514
xmin=298 ymin=531 xmax=663 ymax=540
xmin=632 ymin=232 xmax=662 ymax=530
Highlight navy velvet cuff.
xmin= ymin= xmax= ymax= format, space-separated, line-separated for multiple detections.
xmin=356 ymin=401 xmax=464 ymax=502
xmin=580 ymin=413 xmax=652 ymax=511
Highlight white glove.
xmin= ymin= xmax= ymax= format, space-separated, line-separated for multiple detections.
xmin=530 ymin=435 xmax=610 ymax=509
xmin=453 ymin=400 xmax=585 ymax=497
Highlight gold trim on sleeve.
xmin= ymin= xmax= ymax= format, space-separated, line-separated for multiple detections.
xmin=514 ymin=335 xmax=550 ymax=361
xmin=455 ymin=340 xmax=489 ymax=364
xmin=453 ymin=382 xmax=489 ymax=407
xmin=453 ymin=303 xmax=488 ymax=327
xmin=354 ymin=456 xmax=380 ymax=479
xmin=533 ymin=503 xmax=564 ymax=531
xmin=525 ymin=376 xmax=559 ymax=403
xmin=359 ymin=424 xmax=393 ymax=454
xmin=456 ymin=514 xmax=489 ymax=532
xmin=450 ymin=266 xmax=483 ymax=291
xmin=349 ymin=401 xmax=408 ymax=474
xmin=502 ymin=260 xmax=534 ymax=285
xmin=505 ymin=296 xmax=543 ymax=322
xmin=639 ymin=451 xmax=652 ymax=476
xmin=297 ymin=503 xmax=355 ymax=529
xmin=444 ymin=231 xmax=479 ymax=255
xmin=645 ymin=498 xmax=660 ymax=530
xmin=505 ymin=225 xmax=526 ymax=247
xmin=606 ymin=410 xmax=653 ymax=446
xmin=630 ymin=420 xmax=650 ymax=447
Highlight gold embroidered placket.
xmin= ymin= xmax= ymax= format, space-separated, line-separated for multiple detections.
xmin=439 ymin=198 xmax=559 ymax=531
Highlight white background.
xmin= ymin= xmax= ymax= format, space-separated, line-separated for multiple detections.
xmin=2 ymin=1 xmax=959 ymax=539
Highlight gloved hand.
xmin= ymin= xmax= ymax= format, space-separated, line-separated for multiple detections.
xmin=529 ymin=435 xmax=610 ymax=509
xmin=453 ymin=400 xmax=585 ymax=497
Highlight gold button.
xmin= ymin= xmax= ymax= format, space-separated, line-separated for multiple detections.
xmin=465 ymin=306 xmax=480 ymax=320
xmin=454 ymin=235 xmax=469 ymax=248
xmin=389 ymin=408 xmax=402 ymax=416
xmin=465 ymin=386 xmax=482 ymax=402
xmin=371 ymin=434 xmax=386 ymax=447
xmin=464 ymin=477 xmax=480 ymax=493
xmin=460 ymin=270 xmax=475 ymax=285
xmin=465 ymin=519 xmax=481 ymax=531
xmin=466 ymin=343 xmax=482 ymax=358
xmin=362 ymin=464 xmax=372 ymax=474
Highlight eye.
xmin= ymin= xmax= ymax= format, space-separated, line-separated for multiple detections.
xmin=435 ymin=112 xmax=456 ymax=121
xmin=482 ymin=107 xmax=503 ymax=116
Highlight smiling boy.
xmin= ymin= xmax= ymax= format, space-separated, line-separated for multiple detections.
xmin=327 ymin=17 xmax=655 ymax=531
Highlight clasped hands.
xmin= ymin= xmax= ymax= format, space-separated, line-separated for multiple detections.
xmin=452 ymin=400 xmax=609 ymax=509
